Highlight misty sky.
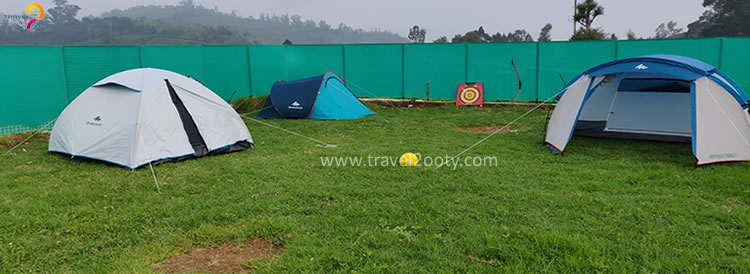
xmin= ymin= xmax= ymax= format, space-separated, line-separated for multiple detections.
xmin=1 ymin=0 xmax=707 ymax=41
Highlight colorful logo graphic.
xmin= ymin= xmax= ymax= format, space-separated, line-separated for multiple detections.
xmin=25 ymin=3 xmax=44 ymax=30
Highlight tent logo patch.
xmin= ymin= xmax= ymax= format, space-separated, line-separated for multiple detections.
xmin=86 ymin=116 xmax=103 ymax=127
xmin=288 ymin=101 xmax=303 ymax=110
xmin=635 ymin=64 xmax=649 ymax=70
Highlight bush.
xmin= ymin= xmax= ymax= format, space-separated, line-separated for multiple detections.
xmin=0 ymin=132 xmax=38 ymax=149
xmin=232 ymin=96 xmax=269 ymax=115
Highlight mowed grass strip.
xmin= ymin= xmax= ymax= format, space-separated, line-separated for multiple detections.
xmin=0 ymin=104 xmax=749 ymax=272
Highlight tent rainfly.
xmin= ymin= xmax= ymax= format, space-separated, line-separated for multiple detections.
xmin=258 ymin=72 xmax=374 ymax=120
xmin=545 ymin=54 xmax=750 ymax=165
xmin=49 ymin=68 xmax=253 ymax=169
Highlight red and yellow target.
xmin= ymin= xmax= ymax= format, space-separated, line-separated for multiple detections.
xmin=456 ymin=83 xmax=484 ymax=106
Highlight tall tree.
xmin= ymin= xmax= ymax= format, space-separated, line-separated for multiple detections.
xmin=408 ymin=25 xmax=427 ymax=43
xmin=572 ymin=0 xmax=604 ymax=40
xmin=654 ymin=21 xmax=685 ymax=39
xmin=48 ymin=0 xmax=81 ymax=25
xmin=687 ymin=0 xmax=750 ymax=37
xmin=538 ymin=23 xmax=552 ymax=42
xmin=574 ymin=0 xmax=604 ymax=32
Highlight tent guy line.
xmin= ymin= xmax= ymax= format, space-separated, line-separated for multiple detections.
xmin=433 ymin=94 xmax=560 ymax=170
xmin=240 ymin=114 xmax=337 ymax=148
xmin=2 ymin=119 xmax=56 ymax=157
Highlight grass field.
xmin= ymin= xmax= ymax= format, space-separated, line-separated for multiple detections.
xmin=1 ymin=103 xmax=749 ymax=272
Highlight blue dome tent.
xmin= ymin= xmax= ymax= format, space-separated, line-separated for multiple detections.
xmin=545 ymin=55 xmax=750 ymax=165
xmin=258 ymin=72 xmax=374 ymax=120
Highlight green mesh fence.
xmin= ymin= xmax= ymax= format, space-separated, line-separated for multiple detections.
xmin=2 ymin=38 xmax=750 ymax=135
xmin=719 ymin=38 xmax=750 ymax=95
xmin=0 ymin=46 xmax=68 ymax=133
xmin=140 ymin=45 xmax=205 ymax=80
xmin=201 ymin=45 xmax=251 ymax=101
xmin=404 ymin=44 xmax=466 ymax=99
xmin=467 ymin=43 xmax=538 ymax=101
xmin=248 ymin=45 xmax=287 ymax=96
xmin=344 ymin=44 xmax=403 ymax=98
xmin=616 ymin=38 xmax=722 ymax=66
xmin=63 ymin=46 xmax=141 ymax=100
xmin=538 ymin=41 xmax=617 ymax=100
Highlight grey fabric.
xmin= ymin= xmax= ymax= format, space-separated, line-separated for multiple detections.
xmin=49 ymin=68 xmax=253 ymax=169
xmin=694 ymin=76 xmax=750 ymax=165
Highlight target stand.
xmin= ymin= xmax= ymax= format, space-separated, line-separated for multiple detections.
xmin=456 ymin=83 xmax=484 ymax=106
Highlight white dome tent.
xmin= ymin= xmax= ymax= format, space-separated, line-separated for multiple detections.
xmin=545 ymin=55 xmax=750 ymax=165
xmin=49 ymin=68 xmax=253 ymax=169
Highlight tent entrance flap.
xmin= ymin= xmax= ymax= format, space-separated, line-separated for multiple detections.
xmin=604 ymin=91 xmax=692 ymax=137
xmin=166 ymin=79 xmax=208 ymax=156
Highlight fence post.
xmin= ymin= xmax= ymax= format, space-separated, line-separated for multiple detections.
xmin=464 ymin=43 xmax=469 ymax=83
xmin=718 ymin=38 xmax=724 ymax=69
xmin=59 ymin=46 xmax=71 ymax=103
xmin=535 ymin=42 xmax=541 ymax=102
xmin=401 ymin=44 xmax=406 ymax=99
xmin=341 ymin=45 xmax=347 ymax=82
xmin=246 ymin=45 xmax=253 ymax=98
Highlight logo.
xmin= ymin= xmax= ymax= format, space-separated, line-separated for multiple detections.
xmin=288 ymin=101 xmax=303 ymax=110
xmin=635 ymin=64 xmax=649 ymax=70
xmin=709 ymin=153 xmax=738 ymax=160
xmin=24 ymin=3 xmax=44 ymax=29
xmin=5 ymin=3 xmax=44 ymax=29
xmin=86 ymin=116 xmax=102 ymax=127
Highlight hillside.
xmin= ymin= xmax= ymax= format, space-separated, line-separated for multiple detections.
xmin=102 ymin=3 xmax=407 ymax=44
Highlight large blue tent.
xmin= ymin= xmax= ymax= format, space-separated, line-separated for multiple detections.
xmin=258 ymin=72 xmax=374 ymax=120
xmin=545 ymin=55 xmax=750 ymax=165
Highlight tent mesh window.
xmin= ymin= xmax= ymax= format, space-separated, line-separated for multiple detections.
xmin=618 ymin=78 xmax=691 ymax=93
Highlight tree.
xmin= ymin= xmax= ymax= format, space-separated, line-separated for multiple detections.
xmin=408 ymin=25 xmax=427 ymax=43
xmin=609 ymin=33 xmax=618 ymax=40
xmin=282 ymin=39 xmax=293 ymax=45
xmin=319 ymin=20 xmax=331 ymax=30
xmin=687 ymin=0 xmax=750 ymax=37
xmin=626 ymin=30 xmax=638 ymax=40
xmin=48 ymin=0 xmax=81 ymax=25
xmin=433 ymin=36 xmax=448 ymax=43
xmin=179 ymin=0 xmax=195 ymax=7
xmin=655 ymin=21 xmax=685 ymax=39
xmin=538 ymin=23 xmax=552 ymax=42
xmin=571 ymin=28 xmax=606 ymax=40
xmin=574 ymin=0 xmax=604 ymax=33
xmin=572 ymin=0 xmax=605 ymax=40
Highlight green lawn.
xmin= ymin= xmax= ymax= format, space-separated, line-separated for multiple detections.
xmin=1 ymin=104 xmax=749 ymax=272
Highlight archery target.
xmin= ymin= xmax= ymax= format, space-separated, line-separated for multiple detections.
xmin=456 ymin=83 xmax=484 ymax=106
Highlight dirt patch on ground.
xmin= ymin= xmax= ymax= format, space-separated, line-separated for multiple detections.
xmin=155 ymin=240 xmax=282 ymax=273
xmin=461 ymin=125 xmax=517 ymax=133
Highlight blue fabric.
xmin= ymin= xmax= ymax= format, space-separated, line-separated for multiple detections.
xmin=690 ymin=81 xmax=697 ymax=157
xmin=265 ymin=76 xmax=322 ymax=118
xmin=259 ymin=72 xmax=374 ymax=120
xmin=309 ymin=73 xmax=374 ymax=120
xmin=557 ymin=55 xmax=748 ymax=107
